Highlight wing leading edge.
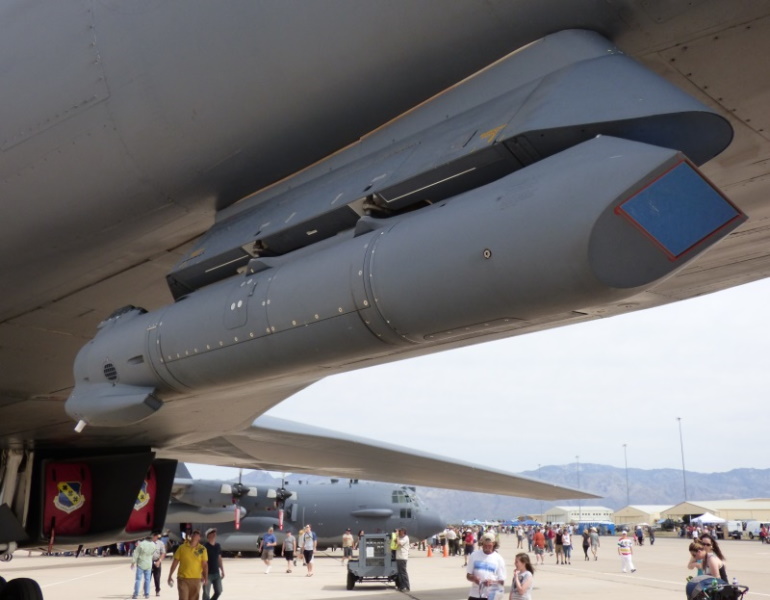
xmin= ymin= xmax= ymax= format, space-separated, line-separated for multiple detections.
xmin=160 ymin=415 xmax=597 ymax=501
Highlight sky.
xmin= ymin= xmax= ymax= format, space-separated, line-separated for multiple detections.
xmin=188 ymin=276 xmax=770 ymax=481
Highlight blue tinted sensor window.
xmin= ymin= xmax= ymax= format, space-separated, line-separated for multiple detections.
xmin=619 ymin=162 xmax=740 ymax=258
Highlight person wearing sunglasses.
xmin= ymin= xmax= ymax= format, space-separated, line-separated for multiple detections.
xmin=698 ymin=533 xmax=728 ymax=581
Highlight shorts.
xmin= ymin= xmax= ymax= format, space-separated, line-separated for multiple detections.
xmin=284 ymin=550 xmax=294 ymax=561
xmin=344 ymin=547 xmax=353 ymax=558
xmin=464 ymin=545 xmax=473 ymax=556
xmin=303 ymin=549 xmax=314 ymax=563
xmin=534 ymin=546 xmax=544 ymax=555
xmin=261 ymin=549 xmax=274 ymax=560
xmin=555 ymin=545 xmax=564 ymax=555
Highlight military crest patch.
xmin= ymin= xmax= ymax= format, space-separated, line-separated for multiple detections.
xmin=54 ymin=481 xmax=85 ymax=514
xmin=134 ymin=479 xmax=151 ymax=511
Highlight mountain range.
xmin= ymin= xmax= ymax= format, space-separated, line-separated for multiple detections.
xmin=240 ymin=464 xmax=770 ymax=523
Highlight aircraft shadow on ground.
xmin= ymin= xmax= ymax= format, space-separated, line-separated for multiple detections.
xmin=1 ymin=556 xmax=127 ymax=573
xmin=320 ymin=585 xmax=471 ymax=597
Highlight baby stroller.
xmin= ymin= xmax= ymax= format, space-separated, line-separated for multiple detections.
xmin=686 ymin=576 xmax=748 ymax=600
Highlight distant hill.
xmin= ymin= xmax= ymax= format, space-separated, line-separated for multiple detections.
xmin=418 ymin=464 xmax=770 ymax=522
xmin=237 ymin=464 xmax=770 ymax=523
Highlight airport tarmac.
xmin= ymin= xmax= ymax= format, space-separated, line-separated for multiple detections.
xmin=2 ymin=535 xmax=768 ymax=600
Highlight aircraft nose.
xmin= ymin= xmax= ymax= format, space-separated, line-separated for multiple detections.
xmin=415 ymin=508 xmax=446 ymax=541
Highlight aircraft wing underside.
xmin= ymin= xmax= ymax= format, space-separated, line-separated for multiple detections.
xmin=158 ymin=416 xmax=596 ymax=501
xmin=6 ymin=6 xmax=770 ymax=594
xmin=4 ymin=2 xmax=770 ymax=415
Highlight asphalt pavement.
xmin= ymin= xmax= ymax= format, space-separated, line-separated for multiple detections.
xmin=2 ymin=534 xmax=768 ymax=600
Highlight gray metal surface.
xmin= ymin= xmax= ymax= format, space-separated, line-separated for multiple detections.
xmin=3 ymin=3 xmax=770 ymax=585
xmin=168 ymin=477 xmax=444 ymax=551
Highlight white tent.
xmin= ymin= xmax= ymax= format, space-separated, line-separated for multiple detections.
xmin=692 ymin=512 xmax=726 ymax=524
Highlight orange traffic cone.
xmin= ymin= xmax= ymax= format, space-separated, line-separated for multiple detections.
xmin=442 ymin=543 xmax=449 ymax=557
xmin=427 ymin=545 xmax=433 ymax=557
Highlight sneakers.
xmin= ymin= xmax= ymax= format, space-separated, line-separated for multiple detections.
xmin=631 ymin=569 xmax=637 ymax=573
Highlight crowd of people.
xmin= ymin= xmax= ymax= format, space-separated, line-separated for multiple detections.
xmin=119 ymin=520 xmax=746 ymax=600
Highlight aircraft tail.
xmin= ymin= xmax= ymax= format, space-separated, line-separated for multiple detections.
xmin=175 ymin=462 xmax=193 ymax=479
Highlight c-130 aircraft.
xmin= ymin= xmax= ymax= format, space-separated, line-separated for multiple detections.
xmin=3 ymin=1 xmax=770 ymax=597
xmin=166 ymin=466 xmax=445 ymax=552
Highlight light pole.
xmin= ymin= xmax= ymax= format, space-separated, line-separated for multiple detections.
xmin=576 ymin=455 xmax=582 ymax=523
xmin=538 ymin=464 xmax=543 ymax=519
xmin=623 ymin=443 xmax=630 ymax=506
xmin=677 ymin=417 xmax=688 ymax=501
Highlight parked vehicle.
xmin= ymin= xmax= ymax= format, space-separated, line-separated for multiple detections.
xmin=744 ymin=521 xmax=770 ymax=542
xmin=726 ymin=520 xmax=744 ymax=539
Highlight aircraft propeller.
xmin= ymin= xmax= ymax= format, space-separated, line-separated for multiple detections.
xmin=274 ymin=474 xmax=292 ymax=531
xmin=228 ymin=469 xmax=256 ymax=530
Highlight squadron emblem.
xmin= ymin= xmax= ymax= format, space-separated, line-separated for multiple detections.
xmin=53 ymin=481 xmax=85 ymax=514
xmin=134 ymin=479 xmax=151 ymax=511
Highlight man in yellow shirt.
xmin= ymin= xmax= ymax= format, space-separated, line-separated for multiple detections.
xmin=168 ymin=530 xmax=208 ymax=600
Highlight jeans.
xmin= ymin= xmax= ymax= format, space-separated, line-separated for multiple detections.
xmin=134 ymin=567 xmax=151 ymax=597
xmin=203 ymin=572 xmax=223 ymax=600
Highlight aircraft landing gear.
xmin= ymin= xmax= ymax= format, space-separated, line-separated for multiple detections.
xmin=1 ymin=449 xmax=43 ymax=599
xmin=0 ymin=578 xmax=43 ymax=600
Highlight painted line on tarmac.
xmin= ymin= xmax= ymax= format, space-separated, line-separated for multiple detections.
xmin=40 ymin=564 xmax=125 ymax=588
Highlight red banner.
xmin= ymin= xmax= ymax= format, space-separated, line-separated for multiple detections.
xmin=127 ymin=465 xmax=156 ymax=533
xmin=43 ymin=463 xmax=92 ymax=536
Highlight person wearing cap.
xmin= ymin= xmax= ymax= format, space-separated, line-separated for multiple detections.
xmin=150 ymin=530 xmax=166 ymax=597
xmin=168 ymin=529 xmax=208 ymax=600
xmin=617 ymin=530 xmax=636 ymax=573
xmin=466 ymin=534 xmax=506 ymax=600
xmin=462 ymin=529 xmax=476 ymax=567
xmin=203 ymin=528 xmax=224 ymax=600
xmin=342 ymin=529 xmax=355 ymax=566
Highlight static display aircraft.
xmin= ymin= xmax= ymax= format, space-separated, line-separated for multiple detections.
xmin=3 ymin=2 xmax=770 ymax=598
xmin=166 ymin=468 xmax=445 ymax=551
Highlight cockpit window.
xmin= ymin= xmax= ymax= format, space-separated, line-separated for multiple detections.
xmin=392 ymin=488 xmax=420 ymax=506
xmin=392 ymin=490 xmax=408 ymax=503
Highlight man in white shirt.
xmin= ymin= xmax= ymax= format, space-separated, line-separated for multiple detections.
xmin=396 ymin=528 xmax=410 ymax=592
xmin=466 ymin=535 xmax=505 ymax=600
